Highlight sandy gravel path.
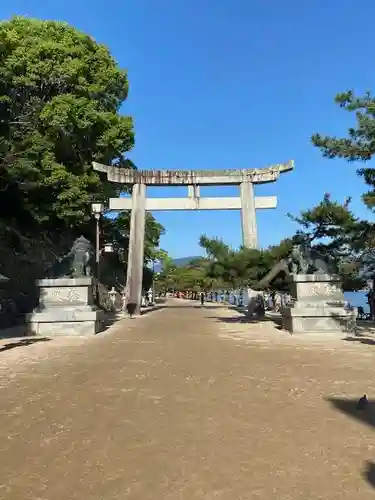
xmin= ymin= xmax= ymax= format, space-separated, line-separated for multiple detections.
xmin=0 ymin=300 xmax=375 ymax=499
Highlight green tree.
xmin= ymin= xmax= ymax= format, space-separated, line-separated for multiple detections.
xmin=287 ymin=194 xmax=366 ymax=290
xmin=151 ymin=250 xmax=175 ymax=292
xmin=197 ymin=195 xmax=365 ymax=292
xmin=199 ymin=235 xmax=268 ymax=289
xmin=287 ymin=193 xmax=357 ymax=257
xmin=311 ymin=89 xmax=375 ymax=286
xmin=111 ymin=211 xmax=165 ymax=265
xmin=0 ymin=17 xmax=134 ymax=230
xmin=312 ymin=90 xmax=375 ymax=210
xmin=199 ymin=235 xmax=231 ymax=260
xmin=0 ymin=17 xmax=164 ymax=300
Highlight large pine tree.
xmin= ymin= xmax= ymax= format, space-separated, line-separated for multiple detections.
xmin=312 ymin=89 xmax=375 ymax=288
xmin=312 ymin=90 xmax=375 ymax=210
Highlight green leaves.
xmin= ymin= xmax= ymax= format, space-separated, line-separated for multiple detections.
xmin=0 ymin=16 xmax=167 ymax=297
xmin=312 ymin=89 xmax=375 ymax=209
xmin=198 ymin=234 xmax=277 ymax=289
xmin=0 ymin=16 xmax=134 ymax=230
xmin=0 ymin=17 xmax=128 ymax=105
xmin=199 ymin=234 xmax=232 ymax=260
xmin=190 ymin=195 xmax=364 ymax=291
xmin=287 ymin=193 xmax=356 ymax=244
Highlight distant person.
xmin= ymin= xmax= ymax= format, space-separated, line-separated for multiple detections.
xmin=366 ymin=289 xmax=374 ymax=320
xmin=200 ymin=291 xmax=205 ymax=306
xmin=126 ymin=302 xmax=137 ymax=318
xmin=357 ymin=306 xmax=365 ymax=319
xmin=274 ymin=293 xmax=282 ymax=312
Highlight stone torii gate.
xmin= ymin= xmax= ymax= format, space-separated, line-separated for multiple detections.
xmin=93 ymin=161 xmax=294 ymax=314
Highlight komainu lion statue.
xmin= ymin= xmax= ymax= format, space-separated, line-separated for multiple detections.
xmin=288 ymin=241 xmax=337 ymax=275
xmin=46 ymin=236 xmax=93 ymax=278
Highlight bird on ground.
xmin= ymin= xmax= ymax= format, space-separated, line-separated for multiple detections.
xmin=357 ymin=394 xmax=369 ymax=410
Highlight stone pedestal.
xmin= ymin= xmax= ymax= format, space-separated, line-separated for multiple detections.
xmin=282 ymin=274 xmax=354 ymax=334
xmin=26 ymin=278 xmax=103 ymax=336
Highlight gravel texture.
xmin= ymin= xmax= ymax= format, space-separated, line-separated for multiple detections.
xmin=0 ymin=300 xmax=375 ymax=499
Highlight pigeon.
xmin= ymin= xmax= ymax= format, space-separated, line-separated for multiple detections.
xmin=357 ymin=394 xmax=368 ymax=410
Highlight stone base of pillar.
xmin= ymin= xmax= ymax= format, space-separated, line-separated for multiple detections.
xmin=26 ymin=277 xmax=104 ymax=336
xmin=281 ymin=274 xmax=355 ymax=334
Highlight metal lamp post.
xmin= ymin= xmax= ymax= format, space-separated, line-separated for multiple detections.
xmin=91 ymin=203 xmax=104 ymax=281
xmin=91 ymin=203 xmax=104 ymax=307
xmin=151 ymin=259 xmax=156 ymax=304
xmin=153 ymin=271 xmax=160 ymax=302
xmin=118 ymin=229 xmax=130 ymax=304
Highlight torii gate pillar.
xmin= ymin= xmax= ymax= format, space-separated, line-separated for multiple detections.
xmin=240 ymin=181 xmax=257 ymax=248
xmin=126 ymin=184 xmax=146 ymax=313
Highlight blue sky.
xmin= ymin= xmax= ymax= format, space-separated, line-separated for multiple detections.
xmin=1 ymin=1 xmax=375 ymax=257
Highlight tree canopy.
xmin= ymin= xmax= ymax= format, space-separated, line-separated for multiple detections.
xmin=0 ymin=17 xmax=164 ymax=295
xmin=311 ymin=87 xmax=375 ymax=286
xmin=312 ymin=90 xmax=375 ymax=210
xmin=0 ymin=16 xmax=135 ymax=230
xmin=159 ymin=195 xmax=367 ymax=294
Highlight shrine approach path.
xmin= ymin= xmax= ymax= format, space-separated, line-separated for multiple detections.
xmin=1 ymin=299 xmax=375 ymax=499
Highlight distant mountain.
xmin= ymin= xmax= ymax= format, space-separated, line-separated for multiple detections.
xmin=153 ymin=256 xmax=203 ymax=272
xmin=172 ymin=256 xmax=203 ymax=267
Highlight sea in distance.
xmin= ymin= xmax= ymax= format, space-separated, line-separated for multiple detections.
xmin=344 ymin=291 xmax=369 ymax=312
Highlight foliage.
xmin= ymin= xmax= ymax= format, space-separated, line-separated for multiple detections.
xmin=160 ymin=195 xmax=367 ymax=293
xmin=0 ymin=17 xmax=164 ymax=302
xmin=152 ymin=236 xmax=295 ymax=293
xmin=153 ymin=250 xmax=178 ymax=292
xmin=287 ymin=193 xmax=358 ymax=257
xmin=312 ymin=90 xmax=375 ymax=210
xmin=0 ymin=17 xmax=134 ymax=230
xmin=198 ymin=237 xmax=287 ymax=290
xmin=147 ymin=246 xmax=169 ymax=264
xmin=287 ymin=194 xmax=367 ymax=290
xmin=109 ymin=211 xmax=165 ymax=265
xmin=350 ymin=229 xmax=375 ymax=286
xmin=311 ymin=87 xmax=375 ymax=284
xmin=151 ymin=252 xmax=218 ymax=293
xmin=198 ymin=235 xmax=231 ymax=260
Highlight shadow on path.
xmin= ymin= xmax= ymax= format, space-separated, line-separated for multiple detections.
xmin=364 ymin=461 xmax=375 ymax=489
xmin=344 ymin=336 xmax=375 ymax=346
xmin=141 ymin=305 xmax=167 ymax=315
xmin=0 ymin=337 xmax=50 ymax=353
xmin=327 ymin=396 xmax=375 ymax=428
xmin=327 ymin=396 xmax=375 ymax=490
xmin=142 ymin=304 xmax=226 ymax=311
xmin=208 ymin=314 xmax=280 ymax=325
